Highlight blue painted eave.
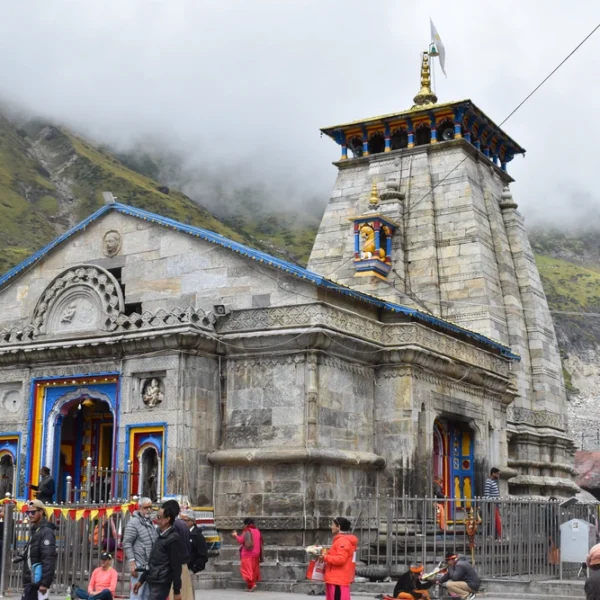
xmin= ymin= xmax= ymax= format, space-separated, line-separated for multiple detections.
xmin=0 ymin=202 xmax=520 ymax=361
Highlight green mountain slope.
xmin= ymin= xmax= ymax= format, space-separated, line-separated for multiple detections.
xmin=0 ymin=117 xmax=259 ymax=274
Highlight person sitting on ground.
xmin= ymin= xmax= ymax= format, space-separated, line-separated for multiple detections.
xmin=438 ymin=552 xmax=480 ymax=600
xmin=586 ymin=543 xmax=600 ymax=600
xmin=73 ymin=553 xmax=118 ymax=600
xmin=384 ymin=562 xmax=434 ymax=600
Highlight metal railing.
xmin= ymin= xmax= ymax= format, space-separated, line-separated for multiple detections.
xmin=66 ymin=459 xmax=138 ymax=504
xmin=0 ymin=496 xmax=221 ymax=597
xmin=354 ymin=496 xmax=600 ymax=581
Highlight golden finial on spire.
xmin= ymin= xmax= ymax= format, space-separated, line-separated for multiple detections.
xmin=369 ymin=179 xmax=379 ymax=206
xmin=413 ymin=51 xmax=438 ymax=108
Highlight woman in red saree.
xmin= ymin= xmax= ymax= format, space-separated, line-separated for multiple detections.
xmin=232 ymin=518 xmax=263 ymax=592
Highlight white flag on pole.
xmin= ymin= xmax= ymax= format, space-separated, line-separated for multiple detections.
xmin=430 ymin=18 xmax=447 ymax=77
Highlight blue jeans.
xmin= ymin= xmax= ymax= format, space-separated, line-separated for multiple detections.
xmin=130 ymin=575 xmax=150 ymax=600
xmin=74 ymin=588 xmax=113 ymax=600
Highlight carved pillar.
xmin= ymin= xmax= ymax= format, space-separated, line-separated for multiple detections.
xmin=406 ymin=117 xmax=414 ymax=148
xmin=384 ymin=123 xmax=391 ymax=152
xmin=361 ymin=126 xmax=369 ymax=156
xmin=306 ymin=352 xmax=318 ymax=447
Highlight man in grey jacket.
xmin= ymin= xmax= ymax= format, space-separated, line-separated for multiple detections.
xmin=439 ymin=552 xmax=480 ymax=599
xmin=122 ymin=498 xmax=158 ymax=600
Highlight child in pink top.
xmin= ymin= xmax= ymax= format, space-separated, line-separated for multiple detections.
xmin=73 ymin=553 xmax=118 ymax=600
xmin=232 ymin=518 xmax=263 ymax=592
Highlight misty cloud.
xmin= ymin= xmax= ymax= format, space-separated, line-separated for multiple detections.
xmin=0 ymin=0 xmax=598 ymax=225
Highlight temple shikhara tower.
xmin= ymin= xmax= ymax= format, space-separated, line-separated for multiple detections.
xmin=309 ymin=52 xmax=576 ymax=495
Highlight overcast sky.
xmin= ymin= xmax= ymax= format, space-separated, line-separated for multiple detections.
xmin=0 ymin=0 xmax=598 ymax=226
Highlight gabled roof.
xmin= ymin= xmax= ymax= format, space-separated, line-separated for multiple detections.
xmin=0 ymin=202 xmax=519 ymax=360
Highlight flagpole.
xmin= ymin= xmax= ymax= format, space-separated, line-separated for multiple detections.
xmin=431 ymin=47 xmax=436 ymax=93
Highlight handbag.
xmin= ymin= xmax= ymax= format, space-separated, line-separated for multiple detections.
xmin=306 ymin=559 xmax=325 ymax=581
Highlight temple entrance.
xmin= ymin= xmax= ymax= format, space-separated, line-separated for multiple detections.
xmin=433 ymin=419 xmax=474 ymax=502
xmin=140 ymin=447 xmax=159 ymax=502
xmin=0 ymin=454 xmax=14 ymax=497
xmin=54 ymin=397 xmax=114 ymax=502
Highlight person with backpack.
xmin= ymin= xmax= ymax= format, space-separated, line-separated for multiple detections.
xmin=232 ymin=518 xmax=263 ymax=592
xmin=180 ymin=510 xmax=208 ymax=575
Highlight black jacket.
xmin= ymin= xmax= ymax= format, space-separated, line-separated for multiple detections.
xmin=173 ymin=519 xmax=190 ymax=563
xmin=140 ymin=527 xmax=184 ymax=594
xmin=439 ymin=557 xmax=480 ymax=592
xmin=32 ymin=477 xmax=55 ymax=503
xmin=23 ymin=521 xmax=57 ymax=588
xmin=586 ymin=569 xmax=600 ymax=600
xmin=393 ymin=571 xmax=434 ymax=598
xmin=187 ymin=525 xmax=208 ymax=574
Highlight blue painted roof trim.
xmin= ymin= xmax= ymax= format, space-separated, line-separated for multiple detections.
xmin=0 ymin=202 xmax=520 ymax=361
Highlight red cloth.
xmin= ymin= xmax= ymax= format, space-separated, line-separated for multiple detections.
xmin=325 ymin=583 xmax=351 ymax=600
xmin=323 ymin=533 xmax=358 ymax=586
xmin=235 ymin=525 xmax=263 ymax=559
xmin=495 ymin=506 xmax=503 ymax=538
xmin=240 ymin=556 xmax=261 ymax=589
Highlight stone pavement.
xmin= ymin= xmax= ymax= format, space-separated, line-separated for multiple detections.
xmin=191 ymin=591 xmax=532 ymax=600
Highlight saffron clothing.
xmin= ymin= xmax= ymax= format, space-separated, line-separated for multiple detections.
xmin=235 ymin=525 xmax=263 ymax=590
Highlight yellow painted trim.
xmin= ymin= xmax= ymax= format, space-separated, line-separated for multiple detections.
xmin=353 ymin=270 xmax=388 ymax=281
xmin=129 ymin=426 xmax=165 ymax=498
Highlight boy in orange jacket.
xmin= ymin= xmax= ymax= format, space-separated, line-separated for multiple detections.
xmin=320 ymin=517 xmax=357 ymax=600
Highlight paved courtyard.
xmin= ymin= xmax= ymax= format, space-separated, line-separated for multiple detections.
xmin=190 ymin=591 xmax=529 ymax=600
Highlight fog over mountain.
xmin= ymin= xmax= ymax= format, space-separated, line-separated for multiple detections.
xmin=0 ymin=0 xmax=599 ymax=225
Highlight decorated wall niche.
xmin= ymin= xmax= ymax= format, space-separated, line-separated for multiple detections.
xmin=351 ymin=215 xmax=397 ymax=278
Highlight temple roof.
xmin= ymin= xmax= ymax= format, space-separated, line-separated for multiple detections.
xmin=320 ymin=98 xmax=525 ymax=156
xmin=0 ymin=202 xmax=520 ymax=360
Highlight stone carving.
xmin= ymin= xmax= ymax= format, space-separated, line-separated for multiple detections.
xmin=0 ymin=384 xmax=22 ymax=415
xmin=0 ymin=306 xmax=210 ymax=347
xmin=102 ymin=230 xmax=122 ymax=257
xmin=114 ymin=306 xmax=211 ymax=333
xmin=60 ymin=302 xmax=77 ymax=324
xmin=219 ymin=303 xmax=508 ymax=375
xmin=507 ymin=406 xmax=566 ymax=430
xmin=143 ymin=378 xmax=164 ymax=407
xmin=33 ymin=265 xmax=125 ymax=335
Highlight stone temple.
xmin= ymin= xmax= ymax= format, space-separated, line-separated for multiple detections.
xmin=0 ymin=53 xmax=576 ymax=543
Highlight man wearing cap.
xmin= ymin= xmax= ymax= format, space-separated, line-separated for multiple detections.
xmin=386 ymin=562 xmax=435 ymax=599
xmin=586 ymin=543 xmax=600 ymax=600
xmin=20 ymin=500 xmax=56 ymax=600
xmin=72 ymin=553 xmax=118 ymax=600
xmin=438 ymin=552 xmax=480 ymax=600
xmin=180 ymin=510 xmax=209 ymax=575
xmin=122 ymin=498 xmax=158 ymax=600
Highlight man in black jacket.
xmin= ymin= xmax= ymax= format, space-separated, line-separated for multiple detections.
xmin=438 ymin=553 xmax=480 ymax=600
xmin=29 ymin=468 xmax=55 ymax=504
xmin=134 ymin=503 xmax=183 ymax=600
xmin=20 ymin=500 xmax=57 ymax=600
xmin=180 ymin=510 xmax=208 ymax=574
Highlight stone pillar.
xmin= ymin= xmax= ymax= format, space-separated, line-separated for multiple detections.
xmin=407 ymin=118 xmax=414 ymax=148
xmin=362 ymin=127 xmax=369 ymax=156
xmin=384 ymin=124 xmax=391 ymax=152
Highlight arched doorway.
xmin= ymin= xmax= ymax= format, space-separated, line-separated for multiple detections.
xmin=54 ymin=396 xmax=114 ymax=502
xmin=0 ymin=453 xmax=14 ymax=497
xmin=139 ymin=446 xmax=159 ymax=502
xmin=433 ymin=419 xmax=474 ymax=503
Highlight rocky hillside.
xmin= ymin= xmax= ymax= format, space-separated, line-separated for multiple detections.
xmin=530 ymin=228 xmax=600 ymax=450
xmin=0 ymin=114 xmax=299 ymax=274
